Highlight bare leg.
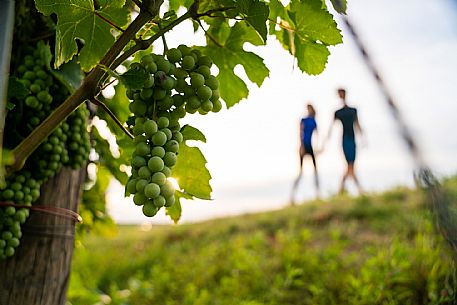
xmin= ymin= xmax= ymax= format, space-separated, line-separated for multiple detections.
xmin=311 ymin=153 xmax=320 ymax=197
xmin=339 ymin=165 xmax=349 ymax=194
xmin=347 ymin=163 xmax=363 ymax=193
xmin=290 ymin=146 xmax=305 ymax=205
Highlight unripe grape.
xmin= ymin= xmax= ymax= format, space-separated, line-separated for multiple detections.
xmin=182 ymin=55 xmax=195 ymax=70
xmin=166 ymin=48 xmax=182 ymax=63
xmin=212 ymin=99 xmax=223 ymax=113
xmin=205 ymin=75 xmax=219 ymax=90
xmin=143 ymin=74 xmax=155 ymax=88
xmin=196 ymin=66 xmax=211 ymax=79
xmin=144 ymin=183 xmax=160 ymax=199
xmin=126 ymin=179 xmax=137 ymax=194
xmin=210 ymin=89 xmax=220 ymax=102
xmin=138 ymin=166 xmax=152 ymax=179
xmin=151 ymin=146 xmax=166 ymax=158
xmin=136 ymin=179 xmax=148 ymax=192
xmin=190 ymin=73 xmax=205 ymax=88
xmin=148 ymin=156 xmax=164 ymax=172
xmin=197 ymin=85 xmax=212 ymax=101
xmin=132 ymin=156 xmax=146 ymax=168
xmin=153 ymin=88 xmax=167 ymax=100
xmin=151 ymin=172 xmax=167 ymax=185
xmin=164 ymin=140 xmax=179 ymax=153
xmin=201 ymin=100 xmax=213 ymax=112
xmin=197 ymin=55 xmax=213 ymax=67
xmin=146 ymin=62 xmax=158 ymax=73
xmin=177 ymin=44 xmax=192 ymax=56
xmin=172 ymin=131 xmax=183 ymax=143
xmin=140 ymin=54 xmax=154 ymax=66
xmin=136 ymin=142 xmax=150 ymax=156
xmin=156 ymin=59 xmax=171 ymax=73
xmin=162 ymin=166 xmax=172 ymax=177
xmin=129 ymin=100 xmax=147 ymax=116
xmin=160 ymin=181 xmax=175 ymax=197
xmin=153 ymin=195 xmax=166 ymax=207
xmin=133 ymin=193 xmax=148 ymax=206
xmin=151 ymin=131 xmax=167 ymax=146
xmin=187 ymin=95 xmax=201 ymax=109
xmin=161 ymin=76 xmax=175 ymax=91
xmin=161 ymin=128 xmax=172 ymax=141
xmin=140 ymin=88 xmax=153 ymax=100
xmin=144 ymin=120 xmax=158 ymax=136
xmin=164 ymin=194 xmax=175 ymax=207
xmin=143 ymin=203 xmax=158 ymax=217
xmin=173 ymin=68 xmax=188 ymax=79
xmin=163 ymin=152 xmax=177 ymax=167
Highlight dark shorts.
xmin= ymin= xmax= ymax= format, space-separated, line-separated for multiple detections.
xmin=342 ymin=137 xmax=356 ymax=164
xmin=302 ymin=142 xmax=314 ymax=157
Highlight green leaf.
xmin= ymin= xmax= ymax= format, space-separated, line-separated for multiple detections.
xmin=289 ymin=0 xmax=342 ymax=46
xmin=235 ymin=0 xmax=269 ymax=42
xmin=34 ymin=0 xmax=130 ymax=71
xmin=33 ymin=40 xmax=84 ymax=93
xmin=330 ymin=0 xmax=347 ymax=14
xmin=181 ymin=125 xmax=206 ymax=143
xmin=7 ymin=77 xmax=29 ymax=100
xmin=294 ymin=37 xmax=330 ymax=75
xmin=173 ymin=143 xmax=212 ymax=200
xmin=203 ymin=22 xmax=270 ymax=108
xmin=119 ymin=65 xmax=148 ymax=90
xmin=165 ymin=192 xmax=183 ymax=223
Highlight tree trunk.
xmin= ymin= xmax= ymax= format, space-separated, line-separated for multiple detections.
xmin=0 ymin=166 xmax=85 ymax=305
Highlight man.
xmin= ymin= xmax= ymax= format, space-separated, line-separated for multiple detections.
xmin=327 ymin=88 xmax=363 ymax=194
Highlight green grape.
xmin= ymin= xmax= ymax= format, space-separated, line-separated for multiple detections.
xmin=164 ymin=140 xmax=179 ymax=153
xmin=136 ymin=179 xmax=148 ymax=193
xmin=153 ymin=88 xmax=167 ymax=100
xmin=151 ymin=146 xmax=166 ymax=158
xmin=163 ymin=152 xmax=177 ymax=167
xmin=133 ymin=193 xmax=148 ymax=206
xmin=177 ymin=44 xmax=192 ymax=56
xmin=156 ymin=59 xmax=171 ymax=73
xmin=187 ymin=95 xmax=201 ymax=109
xmin=172 ymin=94 xmax=185 ymax=107
xmin=210 ymin=89 xmax=220 ymax=102
xmin=174 ymin=67 xmax=188 ymax=79
xmin=160 ymin=180 xmax=175 ymax=197
xmin=140 ymin=54 xmax=154 ymax=66
xmin=157 ymin=117 xmax=169 ymax=128
xmin=136 ymin=142 xmax=150 ymax=156
xmin=144 ymin=120 xmax=158 ymax=137
xmin=212 ymin=99 xmax=223 ymax=113
xmin=132 ymin=156 xmax=147 ymax=168
xmin=161 ymin=76 xmax=175 ymax=91
xmin=162 ymin=166 xmax=172 ymax=177
xmin=201 ymin=100 xmax=213 ymax=112
xmin=157 ymin=96 xmax=174 ymax=110
xmin=148 ymin=156 xmax=164 ymax=172
xmin=205 ymin=75 xmax=219 ymax=90
xmin=138 ymin=166 xmax=152 ymax=179
xmin=182 ymin=55 xmax=195 ymax=70
xmin=161 ymin=128 xmax=172 ymax=141
xmin=164 ymin=194 xmax=175 ymax=207
xmin=197 ymin=85 xmax=212 ymax=101
xmin=151 ymin=131 xmax=167 ymax=146
xmin=153 ymin=196 xmax=166 ymax=208
xmin=190 ymin=73 xmax=205 ymax=88
xmin=140 ymin=88 xmax=153 ymax=100
xmin=129 ymin=100 xmax=147 ymax=116
xmin=143 ymin=203 xmax=158 ymax=217
xmin=151 ymin=172 xmax=167 ymax=186
xmin=197 ymin=55 xmax=213 ymax=67
xmin=144 ymin=183 xmax=160 ymax=199
xmin=196 ymin=66 xmax=211 ymax=79
xmin=172 ymin=131 xmax=183 ymax=143
xmin=166 ymin=48 xmax=182 ymax=63
xmin=126 ymin=179 xmax=137 ymax=194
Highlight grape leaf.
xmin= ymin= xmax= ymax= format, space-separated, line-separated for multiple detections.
xmin=181 ymin=125 xmax=207 ymax=143
xmin=34 ymin=0 xmax=130 ymax=71
xmin=203 ymin=22 xmax=270 ymax=108
xmin=165 ymin=192 xmax=184 ymax=223
xmin=173 ymin=143 xmax=212 ymax=200
xmin=119 ymin=65 xmax=149 ymax=90
xmin=7 ymin=77 xmax=29 ymax=100
xmin=235 ymin=0 xmax=269 ymax=42
xmin=272 ymin=0 xmax=342 ymax=75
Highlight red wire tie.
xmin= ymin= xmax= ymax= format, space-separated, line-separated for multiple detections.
xmin=0 ymin=201 xmax=83 ymax=223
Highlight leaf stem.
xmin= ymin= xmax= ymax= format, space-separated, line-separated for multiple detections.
xmin=89 ymin=97 xmax=133 ymax=139
xmin=196 ymin=20 xmax=223 ymax=48
xmin=94 ymin=11 xmax=124 ymax=32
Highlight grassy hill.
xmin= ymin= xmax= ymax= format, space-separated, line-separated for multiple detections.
xmin=68 ymin=178 xmax=457 ymax=305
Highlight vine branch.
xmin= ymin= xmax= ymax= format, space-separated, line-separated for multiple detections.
xmin=89 ymin=97 xmax=133 ymax=139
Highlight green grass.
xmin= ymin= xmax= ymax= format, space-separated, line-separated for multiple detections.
xmin=68 ymin=180 xmax=457 ymax=305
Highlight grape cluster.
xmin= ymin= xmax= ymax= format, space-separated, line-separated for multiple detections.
xmin=123 ymin=45 xmax=221 ymax=217
xmin=64 ymin=106 xmax=91 ymax=169
xmin=0 ymin=44 xmax=91 ymax=259
xmin=0 ymin=171 xmax=40 ymax=259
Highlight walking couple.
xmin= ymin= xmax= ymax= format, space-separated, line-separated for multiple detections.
xmin=291 ymin=88 xmax=364 ymax=203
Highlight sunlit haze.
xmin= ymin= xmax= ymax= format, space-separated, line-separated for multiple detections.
xmin=107 ymin=0 xmax=457 ymax=224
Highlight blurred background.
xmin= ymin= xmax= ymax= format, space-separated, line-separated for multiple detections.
xmin=106 ymin=0 xmax=457 ymax=224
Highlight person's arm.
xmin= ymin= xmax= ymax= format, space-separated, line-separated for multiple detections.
xmin=354 ymin=110 xmax=367 ymax=147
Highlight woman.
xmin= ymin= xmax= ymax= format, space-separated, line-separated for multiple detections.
xmin=291 ymin=104 xmax=320 ymax=204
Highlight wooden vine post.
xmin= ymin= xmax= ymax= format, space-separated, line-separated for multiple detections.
xmin=0 ymin=167 xmax=85 ymax=305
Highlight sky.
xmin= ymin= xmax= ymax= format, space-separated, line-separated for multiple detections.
xmin=106 ymin=0 xmax=457 ymax=224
